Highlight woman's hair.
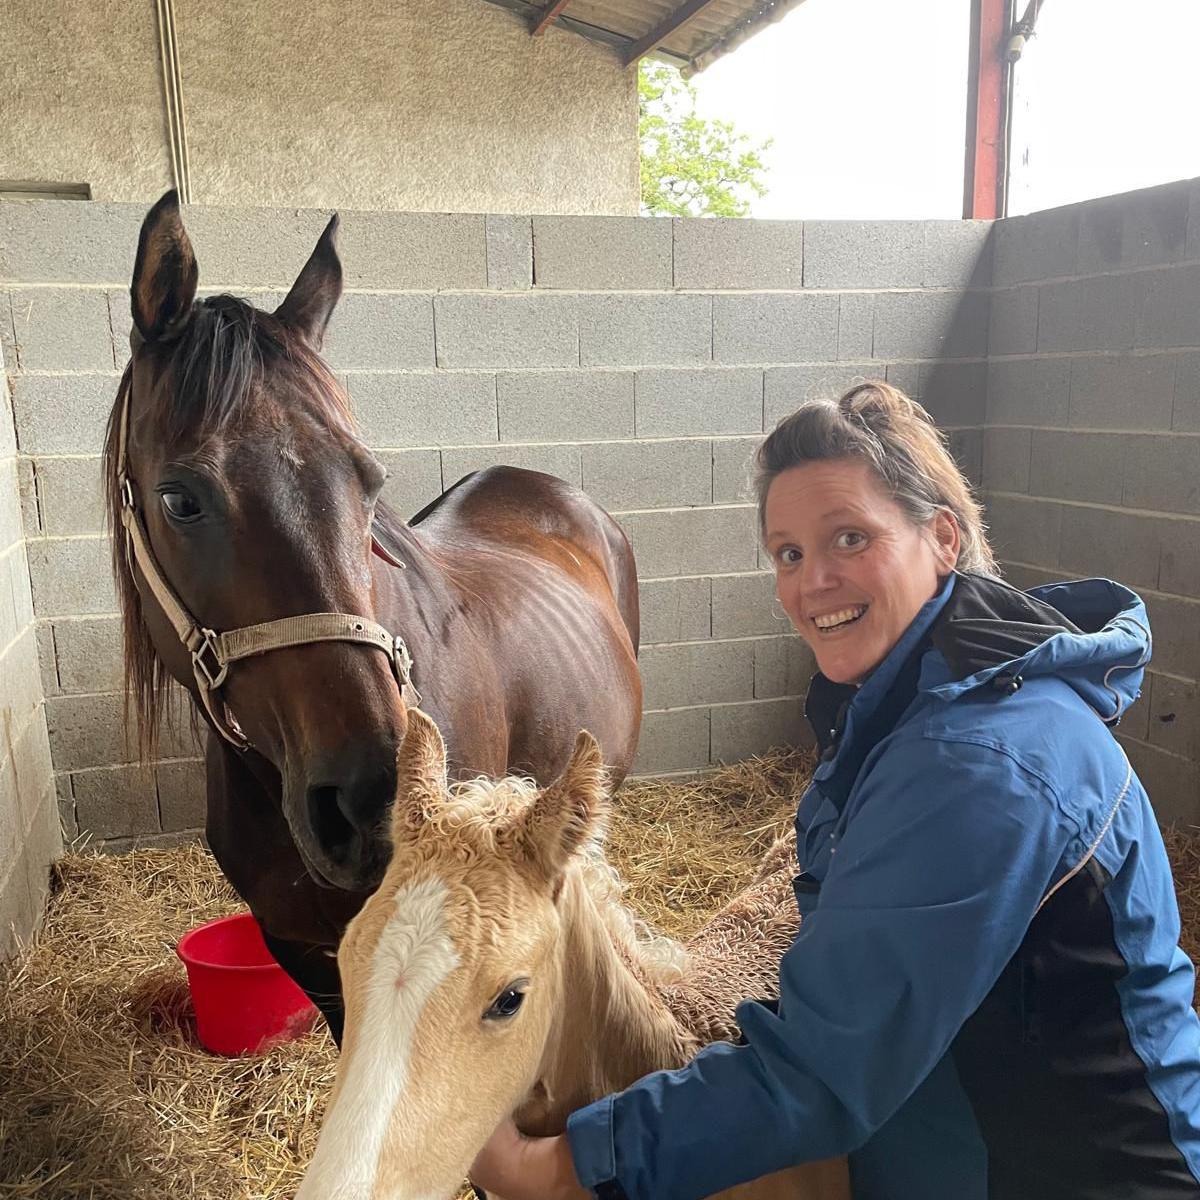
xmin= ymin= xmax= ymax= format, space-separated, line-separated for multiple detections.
xmin=752 ymin=380 xmax=997 ymax=576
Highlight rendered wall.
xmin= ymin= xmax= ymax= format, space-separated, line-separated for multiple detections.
xmin=0 ymin=334 xmax=60 ymax=957
xmin=1 ymin=0 xmax=638 ymax=215
xmin=0 ymin=198 xmax=992 ymax=847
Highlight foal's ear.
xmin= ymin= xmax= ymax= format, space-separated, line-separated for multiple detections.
xmin=274 ymin=213 xmax=342 ymax=351
xmin=392 ymin=708 xmax=448 ymax=836
xmin=517 ymin=732 xmax=608 ymax=884
xmin=131 ymin=190 xmax=198 ymax=341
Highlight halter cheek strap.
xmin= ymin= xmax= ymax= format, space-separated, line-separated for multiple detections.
xmin=116 ymin=381 xmax=420 ymax=751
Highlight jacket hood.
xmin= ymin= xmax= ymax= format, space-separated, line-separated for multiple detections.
xmin=926 ymin=573 xmax=1151 ymax=724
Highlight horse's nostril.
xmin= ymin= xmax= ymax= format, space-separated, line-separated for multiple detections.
xmin=307 ymin=785 xmax=355 ymax=858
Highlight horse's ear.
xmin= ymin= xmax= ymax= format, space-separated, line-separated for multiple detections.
xmin=392 ymin=708 xmax=447 ymax=837
xmin=131 ymin=190 xmax=198 ymax=341
xmin=274 ymin=213 xmax=342 ymax=351
xmin=517 ymin=732 xmax=608 ymax=884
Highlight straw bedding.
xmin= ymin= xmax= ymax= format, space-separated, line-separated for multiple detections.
xmin=1 ymin=749 xmax=1197 ymax=1199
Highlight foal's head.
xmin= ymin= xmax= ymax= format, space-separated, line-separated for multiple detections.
xmin=105 ymin=191 xmax=402 ymax=890
xmin=298 ymin=709 xmax=607 ymax=1200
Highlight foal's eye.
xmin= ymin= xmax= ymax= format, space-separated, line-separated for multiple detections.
xmin=483 ymin=984 xmax=528 ymax=1021
xmin=159 ymin=489 xmax=202 ymax=523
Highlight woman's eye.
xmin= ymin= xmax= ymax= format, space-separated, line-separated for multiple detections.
xmin=160 ymin=490 xmax=202 ymax=522
xmin=484 ymin=986 xmax=527 ymax=1021
xmin=778 ymin=547 xmax=802 ymax=565
xmin=836 ymin=531 xmax=865 ymax=550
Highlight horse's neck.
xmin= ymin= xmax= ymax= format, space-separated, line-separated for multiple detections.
xmin=518 ymin=868 xmax=697 ymax=1136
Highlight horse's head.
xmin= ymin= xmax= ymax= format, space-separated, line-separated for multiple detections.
xmin=297 ymin=709 xmax=607 ymax=1200
xmin=105 ymin=191 xmax=405 ymax=891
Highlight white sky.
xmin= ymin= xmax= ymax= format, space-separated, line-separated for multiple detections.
xmin=688 ymin=0 xmax=1200 ymax=219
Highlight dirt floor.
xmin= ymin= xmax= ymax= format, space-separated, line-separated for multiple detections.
xmin=0 ymin=748 xmax=1197 ymax=1199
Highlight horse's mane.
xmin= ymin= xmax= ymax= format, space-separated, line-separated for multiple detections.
xmin=101 ymin=294 xmax=369 ymax=759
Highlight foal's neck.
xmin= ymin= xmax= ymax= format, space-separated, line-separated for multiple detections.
xmin=517 ymin=868 xmax=696 ymax=1137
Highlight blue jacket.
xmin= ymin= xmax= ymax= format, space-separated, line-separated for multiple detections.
xmin=567 ymin=572 xmax=1200 ymax=1199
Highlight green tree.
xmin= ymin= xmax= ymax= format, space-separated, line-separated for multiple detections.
xmin=638 ymin=60 xmax=772 ymax=217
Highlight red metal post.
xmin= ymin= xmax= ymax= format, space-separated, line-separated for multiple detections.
xmin=962 ymin=0 xmax=1011 ymax=219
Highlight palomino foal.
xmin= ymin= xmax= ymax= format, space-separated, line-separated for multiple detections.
xmin=297 ymin=711 xmax=848 ymax=1200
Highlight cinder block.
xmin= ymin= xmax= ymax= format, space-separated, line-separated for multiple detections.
xmin=986 ymin=358 xmax=1070 ymax=426
xmin=754 ymin=636 xmax=815 ymax=699
xmin=617 ymin=507 xmax=758 ymax=578
xmin=1057 ymin=505 xmax=1161 ymax=592
xmin=632 ymin=707 xmax=710 ymax=776
xmin=1141 ymin=593 xmax=1200 ymax=681
xmin=712 ymin=436 xmax=762 ymax=505
xmin=157 ymin=759 xmax=206 ymax=832
xmin=872 ymin=292 xmax=989 ymax=361
xmin=763 ymin=362 xmax=878 ymax=428
xmin=580 ymin=294 xmax=711 ymax=367
xmin=1174 ymin=352 xmax=1200 ymax=433
xmin=917 ymin=361 xmax=987 ymax=427
xmin=56 ymin=772 xmax=76 ymax=840
xmin=1038 ymin=275 xmax=1143 ymax=354
xmin=533 ymin=217 xmax=671 ymax=290
xmin=673 ymin=218 xmax=803 ymax=290
xmin=15 ymin=458 xmax=39 ymax=540
xmin=0 ymin=549 xmax=20 ymax=653
xmin=23 ymin=790 xmax=62 ymax=921
xmin=982 ymin=427 xmax=1032 ymax=493
xmin=486 ymin=216 xmax=533 ymax=291
xmin=0 ymin=627 xmax=43 ymax=734
xmin=1160 ymin=514 xmax=1200 ymax=596
xmin=30 ymin=456 xmax=105 ymax=536
xmin=108 ymin=288 xmax=133 ymax=367
xmin=948 ymin=428 xmax=983 ymax=485
xmin=838 ymin=294 xmax=874 ymax=360
xmin=1119 ymin=737 xmax=1199 ymax=826
xmin=9 ymin=372 xmax=121 ymax=455
xmin=336 ymin=211 xmax=486 ymax=291
xmin=0 ymin=760 xmax=24 ymax=871
xmin=640 ymin=640 xmax=755 ymax=709
xmin=634 ymin=367 xmax=762 ymax=437
xmin=1136 ymin=263 xmax=1200 ymax=350
xmin=983 ymin=494 xmax=1062 ymax=568
xmin=25 ymin=537 xmax=116 ymax=617
xmin=999 ymin=561 xmax=1071 ymax=592
xmin=1148 ymin=674 xmax=1199 ymax=760
xmin=1121 ymin=682 xmax=1152 ymax=743
xmin=638 ymin=577 xmax=710 ymax=645
xmin=70 ymin=763 xmax=159 ymax=840
xmin=1123 ymin=435 xmax=1200 ymax=516
xmin=711 ymin=572 xmax=787 ymax=639
xmin=36 ymin=621 xmax=59 ymax=698
xmin=713 ymin=293 xmax=839 ymax=364
xmin=803 ymin=221 xmax=924 ymax=288
xmin=10 ymin=543 xmax=34 ymax=629
xmin=1029 ymin=431 xmax=1125 ymax=505
xmin=582 ymin=439 xmax=711 ymax=510
xmin=992 ymin=206 xmax=1079 ymax=286
xmin=710 ymin=698 xmax=809 ymax=763
xmin=375 ymin=448 xmax=444 ymax=518
xmin=321 ymin=293 xmax=435 ymax=371
xmin=0 ymin=199 xmax=144 ymax=286
xmin=988 ymin=286 xmax=1039 ymax=356
xmin=348 ymin=371 xmax=497 ymax=447
xmin=442 ymin=443 xmax=581 ymax=489
xmin=1189 ymin=179 xmax=1200 ymax=261
xmin=0 ymin=864 xmax=36 ymax=961
xmin=883 ymin=362 xmax=921 ymax=397
xmin=0 ymin=375 xmax=15 ymax=460
xmin=45 ymin=692 xmax=202 ymax=773
xmin=1068 ymin=354 xmax=1176 ymax=430
xmin=1076 ymin=182 xmax=1190 ymax=273
xmin=5 ymin=288 xmax=115 ymax=371
xmin=921 ymin=221 xmax=994 ymax=288
xmin=50 ymin=617 xmax=124 ymax=695
xmin=0 ymin=458 xmax=23 ymax=548
xmin=498 ymin=370 xmax=634 ymax=442
xmin=435 ymin=293 xmax=577 ymax=369
xmin=12 ymin=718 xmax=53 ymax=830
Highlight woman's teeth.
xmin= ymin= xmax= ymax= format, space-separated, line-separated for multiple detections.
xmin=813 ymin=605 xmax=867 ymax=631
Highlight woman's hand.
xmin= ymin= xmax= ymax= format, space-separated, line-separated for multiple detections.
xmin=469 ymin=1118 xmax=591 ymax=1200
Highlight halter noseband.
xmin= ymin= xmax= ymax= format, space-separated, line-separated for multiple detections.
xmin=115 ymin=379 xmax=420 ymax=751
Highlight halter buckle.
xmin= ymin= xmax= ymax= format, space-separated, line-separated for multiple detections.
xmin=190 ymin=628 xmax=229 ymax=691
xmin=119 ymin=474 xmax=135 ymax=511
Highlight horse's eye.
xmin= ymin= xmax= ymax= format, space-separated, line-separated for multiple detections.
xmin=160 ymin=490 xmax=202 ymax=522
xmin=483 ymin=985 xmax=527 ymax=1021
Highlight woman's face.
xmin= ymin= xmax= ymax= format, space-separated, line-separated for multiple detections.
xmin=764 ymin=458 xmax=960 ymax=685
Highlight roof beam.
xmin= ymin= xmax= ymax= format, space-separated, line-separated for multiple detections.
xmin=621 ymin=0 xmax=720 ymax=65
xmin=530 ymin=0 xmax=572 ymax=36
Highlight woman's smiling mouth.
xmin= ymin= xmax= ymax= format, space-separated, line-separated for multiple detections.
xmin=812 ymin=605 xmax=869 ymax=632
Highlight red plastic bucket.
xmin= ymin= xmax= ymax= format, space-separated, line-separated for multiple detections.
xmin=176 ymin=912 xmax=318 ymax=1056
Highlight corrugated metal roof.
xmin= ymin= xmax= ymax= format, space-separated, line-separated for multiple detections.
xmin=481 ymin=0 xmax=808 ymax=73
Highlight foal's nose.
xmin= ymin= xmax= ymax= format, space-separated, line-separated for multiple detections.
xmin=302 ymin=756 xmax=396 ymax=889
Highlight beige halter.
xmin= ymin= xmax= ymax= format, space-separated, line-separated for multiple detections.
xmin=115 ymin=382 xmax=420 ymax=751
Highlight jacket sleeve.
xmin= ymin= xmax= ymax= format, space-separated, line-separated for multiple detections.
xmin=566 ymin=735 xmax=1080 ymax=1200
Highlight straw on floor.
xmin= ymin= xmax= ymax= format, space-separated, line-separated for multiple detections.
xmin=0 ymin=748 xmax=1196 ymax=1200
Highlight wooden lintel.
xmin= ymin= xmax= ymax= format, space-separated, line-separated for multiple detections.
xmin=531 ymin=0 xmax=572 ymax=36
xmin=621 ymin=0 xmax=720 ymax=65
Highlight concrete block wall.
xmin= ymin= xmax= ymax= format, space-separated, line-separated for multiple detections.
xmin=985 ymin=178 xmax=1200 ymax=822
xmin=0 ymin=336 xmax=60 ymax=957
xmin=0 ymin=200 xmax=993 ymax=846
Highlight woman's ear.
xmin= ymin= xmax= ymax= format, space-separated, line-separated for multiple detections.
xmin=930 ymin=507 xmax=961 ymax=574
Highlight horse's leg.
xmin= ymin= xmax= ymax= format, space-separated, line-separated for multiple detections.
xmin=259 ymin=929 xmax=345 ymax=1048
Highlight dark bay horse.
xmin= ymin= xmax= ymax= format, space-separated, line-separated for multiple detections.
xmin=103 ymin=191 xmax=642 ymax=1041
